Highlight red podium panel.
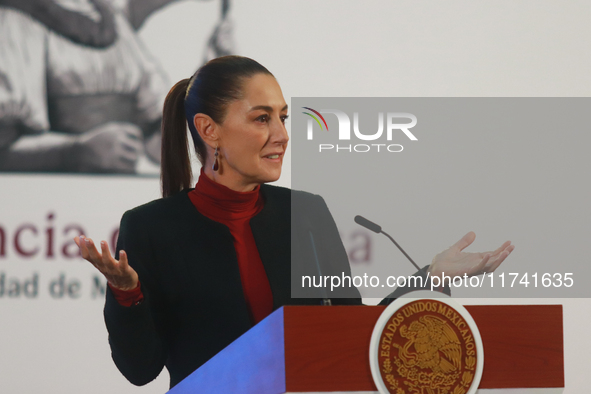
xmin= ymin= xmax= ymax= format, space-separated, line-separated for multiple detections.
xmin=168 ymin=305 xmax=563 ymax=393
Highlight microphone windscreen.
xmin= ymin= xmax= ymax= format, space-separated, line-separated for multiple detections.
xmin=354 ymin=215 xmax=382 ymax=233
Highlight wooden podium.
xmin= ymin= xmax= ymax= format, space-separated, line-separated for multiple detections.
xmin=167 ymin=305 xmax=564 ymax=394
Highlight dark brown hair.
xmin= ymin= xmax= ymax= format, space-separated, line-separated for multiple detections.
xmin=160 ymin=56 xmax=273 ymax=197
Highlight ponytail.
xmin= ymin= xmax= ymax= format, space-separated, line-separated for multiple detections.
xmin=161 ymin=79 xmax=192 ymax=198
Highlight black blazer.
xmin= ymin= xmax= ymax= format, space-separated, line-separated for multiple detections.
xmin=103 ymin=185 xmax=368 ymax=388
xmin=103 ymin=184 xmax=436 ymax=388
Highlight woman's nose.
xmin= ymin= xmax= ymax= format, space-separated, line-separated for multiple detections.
xmin=271 ymin=117 xmax=289 ymax=144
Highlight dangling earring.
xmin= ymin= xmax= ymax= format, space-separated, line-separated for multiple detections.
xmin=212 ymin=146 xmax=219 ymax=171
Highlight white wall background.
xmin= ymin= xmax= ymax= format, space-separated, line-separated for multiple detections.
xmin=0 ymin=1 xmax=589 ymax=392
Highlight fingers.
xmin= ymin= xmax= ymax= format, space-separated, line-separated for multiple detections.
xmin=100 ymin=240 xmax=115 ymax=266
xmin=120 ymin=142 xmax=142 ymax=161
xmin=76 ymin=235 xmax=112 ymax=269
xmin=117 ymin=150 xmax=139 ymax=170
xmin=74 ymin=236 xmax=90 ymax=261
xmin=120 ymin=123 xmax=144 ymax=141
xmin=102 ymin=122 xmax=143 ymax=138
xmin=467 ymin=253 xmax=489 ymax=276
xmin=118 ymin=250 xmax=129 ymax=271
xmin=487 ymin=244 xmax=515 ymax=272
xmin=108 ymin=250 xmax=138 ymax=290
xmin=73 ymin=235 xmax=137 ymax=290
xmin=100 ymin=241 xmax=128 ymax=276
xmin=115 ymin=130 xmax=144 ymax=172
xmin=120 ymin=130 xmax=143 ymax=153
xmin=81 ymin=122 xmax=144 ymax=173
xmin=452 ymin=231 xmax=476 ymax=252
xmin=77 ymin=235 xmax=92 ymax=261
xmin=488 ymin=240 xmax=512 ymax=257
xmin=83 ymin=237 xmax=102 ymax=263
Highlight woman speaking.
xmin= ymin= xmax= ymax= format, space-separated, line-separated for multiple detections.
xmin=74 ymin=56 xmax=514 ymax=388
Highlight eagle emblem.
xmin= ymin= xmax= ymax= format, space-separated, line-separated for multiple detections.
xmin=374 ymin=299 xmax=479 ymax=394
xmin=395 ymin=315 xmax=462 ymax=375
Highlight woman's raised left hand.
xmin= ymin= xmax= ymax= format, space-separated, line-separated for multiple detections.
xmin=428 ymin=231 xmax=514 ymax=278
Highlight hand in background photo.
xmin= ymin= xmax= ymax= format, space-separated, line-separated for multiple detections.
xmin=75 ymin=122 xmax=144 ymax=173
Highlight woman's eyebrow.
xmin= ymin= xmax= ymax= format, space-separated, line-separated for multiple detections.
xmin=249 ymin=104 xmax=289 ymax=112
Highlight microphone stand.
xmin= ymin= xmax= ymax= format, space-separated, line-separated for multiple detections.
xmin=308 ymin=230 xmax=332 ymax=306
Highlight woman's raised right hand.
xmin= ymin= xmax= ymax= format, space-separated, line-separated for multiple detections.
xmin=74 ymin=235 xmax=139 ymax=291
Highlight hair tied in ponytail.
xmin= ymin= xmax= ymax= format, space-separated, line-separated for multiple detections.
xmin=160 ymin=78 xmax=192 ymax=198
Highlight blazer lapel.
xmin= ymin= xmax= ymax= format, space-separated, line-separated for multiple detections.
xmin=250 ymin=185 xmax=292 ymax=309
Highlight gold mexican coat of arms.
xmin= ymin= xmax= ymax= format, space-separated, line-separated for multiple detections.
xmin=377 ymin=299 xmax=478 ymax=394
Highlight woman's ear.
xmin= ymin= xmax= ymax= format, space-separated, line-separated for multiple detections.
xmin=193 ymin=113 xmax=219 ymax=147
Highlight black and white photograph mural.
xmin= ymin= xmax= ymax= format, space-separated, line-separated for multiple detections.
xmin=0 ymin=0 xmax=233 ymax=174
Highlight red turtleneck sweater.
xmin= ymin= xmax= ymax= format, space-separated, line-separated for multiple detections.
xmin=110 ymin=170 xmax=274 ymax=324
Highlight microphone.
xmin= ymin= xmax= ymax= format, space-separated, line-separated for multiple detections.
xmin=354 ymin=215 xmax=421 ymax=271
xmin=354 ymin=215 xmax=381 ymax=233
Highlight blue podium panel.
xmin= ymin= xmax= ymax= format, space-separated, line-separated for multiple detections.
xmin=167 ymin=308 xmax=286 ymax=394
